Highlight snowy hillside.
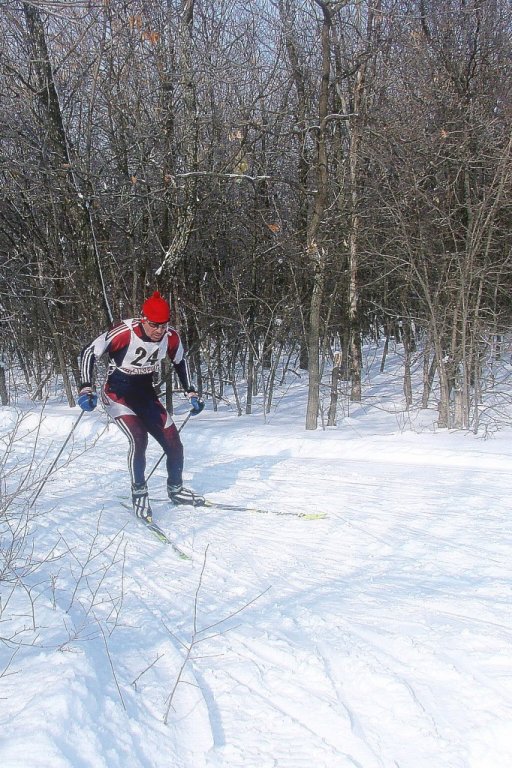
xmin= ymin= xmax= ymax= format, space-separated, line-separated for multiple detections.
xmin=1 ymin=348 xmax=512 ymax=768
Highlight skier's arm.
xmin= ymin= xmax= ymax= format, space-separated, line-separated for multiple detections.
xmin=79 ymin=322 xmax=130 ymax=388
xmin=173 ymin=358 xmax=193 ymax=393
xmin=76 ymin=331 xmax=112 ymax=411
xmin=168 ymin=333 xmax=204 ymax=413
xmin=79 ymin=331 xmax=109 ymax=388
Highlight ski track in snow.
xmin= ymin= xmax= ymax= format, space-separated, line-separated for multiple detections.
xmin=2 ymin=402 xmax=512 ymax=768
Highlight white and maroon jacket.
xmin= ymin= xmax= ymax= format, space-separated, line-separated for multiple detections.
xmin=79 ymin=318 xmax=192 ymax=392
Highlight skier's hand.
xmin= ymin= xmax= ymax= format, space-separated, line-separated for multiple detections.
xmin=190 ymin=396 xmax=204 ymax=414
xmin=187 ymin=390 xmax=205 ymax=414
xmin=78 ymin=386 xmax=98 ymax=412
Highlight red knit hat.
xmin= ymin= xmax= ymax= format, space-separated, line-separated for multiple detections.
xmin=141 ymin=291 xmax=170 ymax=322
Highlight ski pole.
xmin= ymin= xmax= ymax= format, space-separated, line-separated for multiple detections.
xmin=30 ymin=409 xmax=85 ymax=509
xmin=146 ymin=409 xmax=193 ymax=482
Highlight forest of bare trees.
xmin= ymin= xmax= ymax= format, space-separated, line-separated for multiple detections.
xmin=0 ymin=0 xmax=511 ymax=430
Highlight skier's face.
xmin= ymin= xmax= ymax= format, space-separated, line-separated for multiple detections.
xmin=142 ymin=317 xmax=168 ymax=341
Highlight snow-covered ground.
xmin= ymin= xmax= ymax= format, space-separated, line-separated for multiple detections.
xmin=1 ymin=350 xmax=512 ymax=768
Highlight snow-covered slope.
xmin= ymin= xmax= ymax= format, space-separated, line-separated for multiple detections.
xmin=1 ymin=359 xmax=512 ymax=768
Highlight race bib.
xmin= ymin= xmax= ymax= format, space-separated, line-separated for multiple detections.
xmin=118 ymin=323 xmax=167 ymax=375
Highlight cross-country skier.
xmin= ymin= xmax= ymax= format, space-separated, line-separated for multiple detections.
xmin=77 ymin=290 xmax=204 ymax=521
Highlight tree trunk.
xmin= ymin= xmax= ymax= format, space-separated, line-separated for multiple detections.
xmin=305 ymin=2 xmax=334 ymax=430
xmin=305 ymin=256 xmax=326 ymax=429
xmin=157 ymin=0 xmax=198 ymax=279
xmin=0 ymin=361 xmax=8 ymax=405
xmin=327 ymin=351 xmax=342 ymax=426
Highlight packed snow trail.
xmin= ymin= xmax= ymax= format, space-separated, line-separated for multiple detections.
xmin=1 ymin=400 xmax=512 ymax=768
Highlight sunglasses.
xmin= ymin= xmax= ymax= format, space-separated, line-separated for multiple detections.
xmin=143 ymin=318 xmax=168 ymax=329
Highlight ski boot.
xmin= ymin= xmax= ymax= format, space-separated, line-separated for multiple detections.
xmin=167 ymin=483 xmax=205 ymax=507
xmin=132 ymin=482 xmax=153 ymax=522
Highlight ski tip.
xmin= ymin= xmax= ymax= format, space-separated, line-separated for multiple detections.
xmin=299 ymin=512 xmax=327 ymax=520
